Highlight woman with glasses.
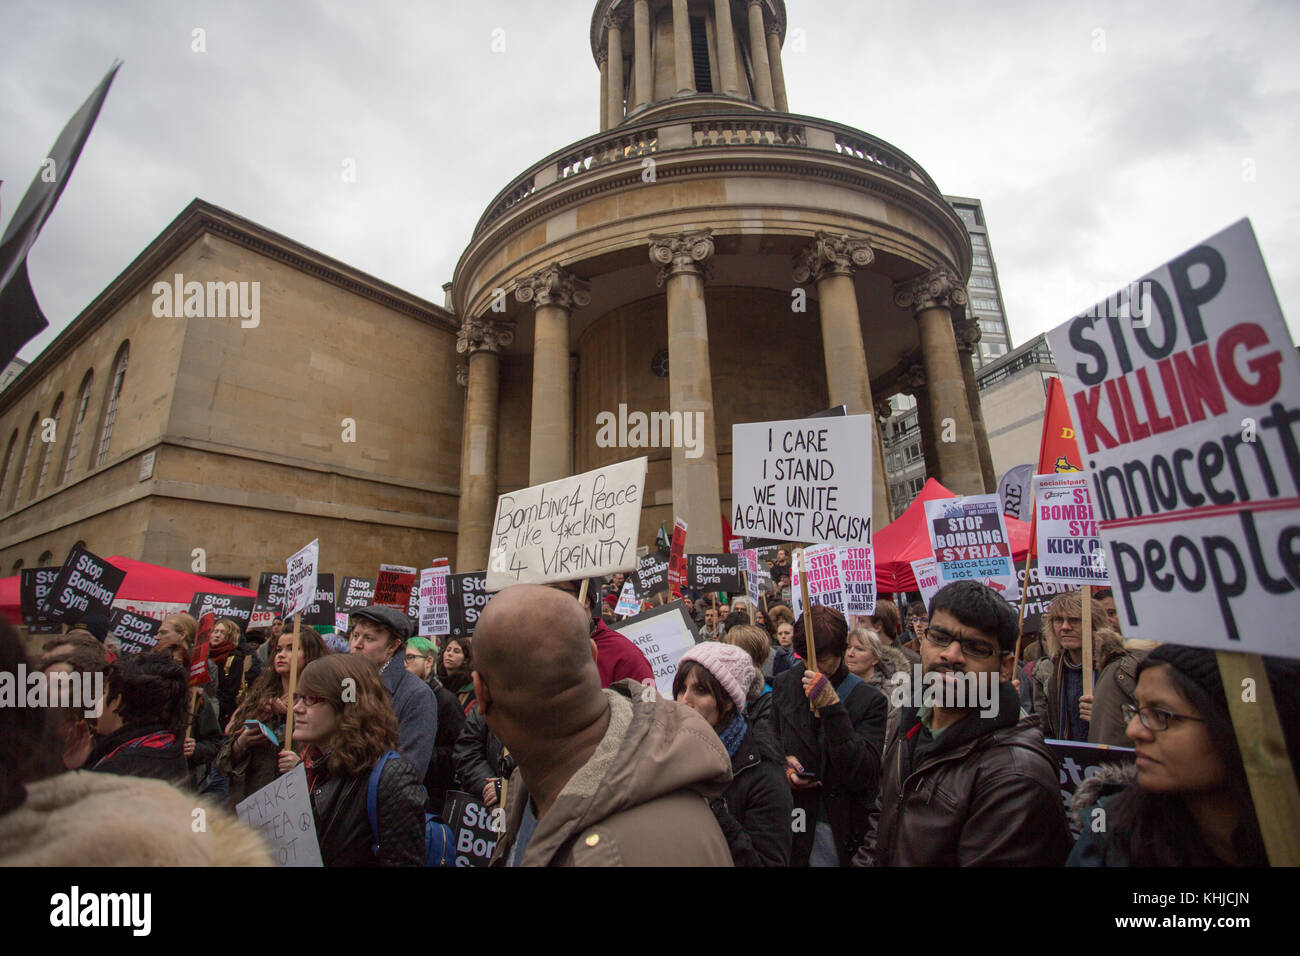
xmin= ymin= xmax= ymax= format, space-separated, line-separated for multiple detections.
xmin=1029 ymin=592 xmax=1126 ymax=741
xmin=1067 ymin=644 xmax=1274 ymax=866
xmin=291 ymin=654 xmax=427 ymax=866
xmin=215 ymin=625 xmax=328 ymax=807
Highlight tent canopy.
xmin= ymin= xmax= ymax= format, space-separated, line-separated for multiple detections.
xmin=875 ymin=478 xmax=1031 ymax=593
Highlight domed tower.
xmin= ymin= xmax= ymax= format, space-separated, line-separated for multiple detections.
xmin=452 ymin=0 xmax=993 ymax=569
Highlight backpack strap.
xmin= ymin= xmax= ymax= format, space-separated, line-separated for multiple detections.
xmin=836 ymin=671 xmax=864 ymax=704
xmin=366 ymin=750 xmax=402 ymax=855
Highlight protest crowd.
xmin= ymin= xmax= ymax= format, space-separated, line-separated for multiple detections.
xmin=3 ymin=539 xmax=1296 ymax=869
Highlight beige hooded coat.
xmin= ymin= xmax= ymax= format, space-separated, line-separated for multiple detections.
xmin=491 ymin=679 xmax=734 ymax=866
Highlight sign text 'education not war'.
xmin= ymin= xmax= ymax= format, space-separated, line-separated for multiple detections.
xmin=924 ymin=494 xmax=1017 ymax=596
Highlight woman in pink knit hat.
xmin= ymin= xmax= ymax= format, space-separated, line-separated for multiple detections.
xmin=673 ymin=643 xmax=792 ymax=866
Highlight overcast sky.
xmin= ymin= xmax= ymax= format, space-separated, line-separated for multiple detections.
xmin=3 ymin=0 xmax=1297 ymax=362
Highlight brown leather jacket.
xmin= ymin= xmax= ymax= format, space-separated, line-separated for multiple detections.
xmin=859 ymin=682 xmax=1071 ymax=866
xmin=490 ymin=680 xmax=734 ymax=866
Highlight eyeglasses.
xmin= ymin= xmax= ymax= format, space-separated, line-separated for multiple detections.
xmin=292 ymin=693 xmax=328 ymax=707
xmin=1121 ymin=703 xmax=1206 ymax=732
xmin=404 ymin=653 xmax=428 ymax=663
xmin=1051 ymin=616 xmax=1083 ymax=628
xmin=923 ymin=626 xmax=999 ymax=660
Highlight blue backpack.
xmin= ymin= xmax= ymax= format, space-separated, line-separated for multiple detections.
xmin=366 ymin=750 xmax=457 ymax=867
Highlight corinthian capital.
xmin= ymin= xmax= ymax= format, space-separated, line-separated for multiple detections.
xmin=595 ymin=47 xmax=609 ymax=66
xmin=893 ymin=268 xmax=969 ymax=314
xmin=456 ymin=315 xmax=515 ymax=355
xmin=792 ymin=232 xmax=874 ymax=284
xmin=604 ymin=10 xmax=628 ymax=33
xmin=900 ymin=363 xmax=927 ymax=396
xmin=953 ymin=317 xmax=982 ymax=352
xmin=875 ymin=397 xmax=893 ymax=424
xmin=649 ymin=230 xmax=715 ymax=286
xmin=456 ymin=364 xmax=469 ymax=387
xmin=515 ymin=264 xmax=592 ymax=311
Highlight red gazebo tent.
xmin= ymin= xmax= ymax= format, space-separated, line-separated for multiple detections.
xmin=0 ymin=555 xmax=255 ymax=624
xmin=875 ymin=479 xmax=1031 ymax=593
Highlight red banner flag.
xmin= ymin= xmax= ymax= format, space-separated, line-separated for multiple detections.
xmin=667 ymin=518 xmax=688 ymax=598
xmin=1029 ymin=377 xmax=1084 ymax=558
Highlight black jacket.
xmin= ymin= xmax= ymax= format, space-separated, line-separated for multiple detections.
xmin=187 ymin=694 xmax=222 ymax=789
xmin=89 ymin=723 xmax=190 ymax=786
xmin=452 ymin=707 xmax=510 ymax=799
xmin=772 ymin=663 xmax=888 ymax=866
xmin=307 ymin=753 xmax=427 ymax=867
xmin=211 ymin=642 xmax=263 ymax=729
xmin=748 ymin=688 xmax=775 ymax=728
xmin=712 ymin=722 xmax=793 ymax=866
xmin=427 ymin=675 xmax=467 ymax=817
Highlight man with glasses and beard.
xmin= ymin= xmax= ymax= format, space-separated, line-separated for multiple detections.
xmin=856 ymin=580 xmax=1070 ymax=866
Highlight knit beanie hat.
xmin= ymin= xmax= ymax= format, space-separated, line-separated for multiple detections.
xmin=678 ymin=642 xmax=758 ymax=715
xmin=1140 ymin=643 xmax=1228 ymax=718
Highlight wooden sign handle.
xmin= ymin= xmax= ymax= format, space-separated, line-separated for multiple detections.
xmin=185 ymin=688 xmax=200 ymax=742
xmin=742 ymin=572 xmax=754 ymax=624
xmin=577 ymin=578 xmax=589 ymax=609
xmin=1081 ymin=585 xmax=1094 ymax=698
xmin=284 ymin=614 xmax=302 ymax=751
xmin=798 ymin=549 xmax=819 ymax=714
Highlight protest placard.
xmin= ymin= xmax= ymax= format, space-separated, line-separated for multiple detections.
xmin=726 ymin=538 xmax=744 ymax=554
xmin=337 ymin=576 xmax=376 ymax=612
xmin=615 ymin=580 xmax=641 ymax=617
xmin=108 ymin=608 xmax=162 ymax=654
xmin=110 ymin=599 xmax=187 ymax=623
xmin=441 ymin=790 xmax=503 ymax=867
xmin=302 ymin=574 xmax=336 ymax=628
xmin=909 ymin=557 xmax=943 ymax=611
xmin=448 ymin=571 xmax=488 ymax=638
xmin=485 ymin=457 xmax=647 ymax=591
xmin=41 ymin=546 xmax=126 ymax=622
xmin=235 ymin=763 xmax=323 ymax=867
xmin=20 ymin=567 xmax=62 ymax=634
xmin=1044 ymin=219 xmax=1300 ymax=654
xmin=999 ymin=463 xmax=1035 ymax=521
xmin=374 ymin=564 xmax=417 ymax=608
xmin=632 ymin=547 xmax=670 ymax=599
xmin=666 ymin=517 xmax=688 ymax=598
xmin=187 ymin=592 xmax=255 ymax=630
xmin=612 ymin=601 xmax=700 ymax=698
xmin=1032 ymin=473 xmax=1110 ymax=586
xmin=923 ymin=494 xmax=1017 ymax=596
xmin=1045 ymin=739 xmax=1136 ymax=838
xmin=253 ymin=572 xmax=287 ymax=618
xmin=789 ymin=544 xmax=849 ymax=617
xmin=1009 ymin=559 xmax=1071 ymax=632
xmin=840 ymin=545 xmax=877 ymax=616
xmin=687 ymin=553 xmax=743 ymax=593
xmin=284 ymin=540 xmax=319 ymax=619
xmin=419 ymin=561 xmax=451 ymax=636
xmin=731 ymin=414 xmax=874 ymax=546
xmin=742 ymin=549 xmax=762 ymax=609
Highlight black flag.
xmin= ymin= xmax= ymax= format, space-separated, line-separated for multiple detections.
xmin=0 ymin=60 xmax=121 ymax=367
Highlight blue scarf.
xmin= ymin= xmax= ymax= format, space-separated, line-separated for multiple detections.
xmin=718 ymin=712 xmax=749 ymax=758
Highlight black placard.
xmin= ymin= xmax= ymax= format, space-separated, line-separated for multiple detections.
xmin=109 ymin=607 xmax=163 ymax=654
xmin=440 ymin=790 xmax=502 ymax=867
xmin=633 ymin=547 xmax=670 ymax=599
xmin=21 ymin=566 xmax=62 ymax=633
xmin=187 ymin=592 xmax=256 ymax=630
xmin=687 ymin=553 xmax=743 ymax=592
xmin=303 ymin=573 xmax=336 ymax=627
xmin=337 ymin=576 xmax=376 ymax=612
xmin=253 ymin=572 xmax=287 ymax=617
xmin=448 ymin=571 xmax=488 ymax=638
xmin=42 ymin=546 xmax=126 ymax=622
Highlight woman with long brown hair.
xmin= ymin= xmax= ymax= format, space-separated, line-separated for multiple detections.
xmin=215 ymin=625 xmax=328 ymax=806
xmin=152 ymin=613 xmax=221 ymax=791
xmin=291 ymin=654 xmax=426 ymax=866
xmin=437 ymin=635 xmax=476 ymax=714
xmin=208 ymin=617 xmax=262 ymax=729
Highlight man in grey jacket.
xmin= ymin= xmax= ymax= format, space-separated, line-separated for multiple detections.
xmin=348 ymin=605 xmax=438 ymax=780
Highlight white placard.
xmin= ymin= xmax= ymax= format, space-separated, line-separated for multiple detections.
xmin=486 ymin=457 xmax=648 ymax=591
xmin=743 ymin=549 xmax=761 ymax=609
xmin=612 ymin=602 xmax=700 ymax=698
xmin=235 ymin=763 xmax=323 ymax=867
xmin=284 ymin=540 xmax=319 ymax=619
xmin=841 ymin=545 xmax=877 ymax=616
xmin=910 ymin=557 xmax=943 ymax=611
xmin=1032 ymin=473 xmax=1110 ymax=586
xmin=923 ymin=494 xmax=1018 ymax=598
xmin=615 ymin=580 xmax=641 ymax=617
xmin=419 ymin=562 xmax=451 ymax=636
xmin=731 ymin=414 xmax=874 ymax=546
xmin=1045 ymin=219 xmax=1300 ymax=656
xmin=790 ymin=544 xmax=850 ymax=618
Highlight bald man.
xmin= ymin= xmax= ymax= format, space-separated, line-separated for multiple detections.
xmin=549 ymin=578 xmax=654 ymax=688
xmin=475 ymin=584 xmax=734 ymax=867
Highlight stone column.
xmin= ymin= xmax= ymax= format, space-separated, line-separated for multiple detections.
xmin=902 ymin=363 xmax=941 ymax=484
xmin=672 ymin=0 xmax=696 ymax=95
xmin=517 ymin=264 xmax=591 ymax=485
xmin=894 ymin=270 xmax=983 ymax=495
xmin=875 ymin=398 xmax=893 ymax=520
xmin=632 ymin=0 xmax=652 ymax=112
xmin=455 ymin=316 xmax=515 ymax=571
xmin=746 ymin=0 xmax=776 ymax=108
xmin=606 ymin=13 xmax=626 ymax=126
xmin=793 ymin=232 xmax=889 ymax=529
xmin=597 ymin=48 xmax=609 ymax=131
xmin=954 ymin=318 xmax=997 ymax=492
xmin=765 ymin=21 xmax=789 ymax=111
xmin=649 ymin=230 xmax=722 ymax=553
xmin=714 ymin=0 xmax=741 ymax=96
